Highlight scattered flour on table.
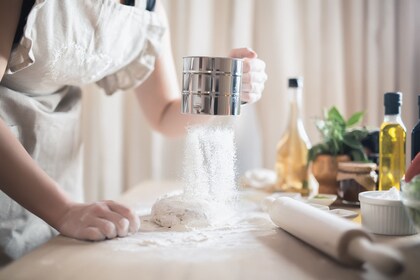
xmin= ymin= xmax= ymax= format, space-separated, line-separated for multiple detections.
xmin=108 ymin=208 xmax=276 ymax=253
xmin=151 ymin=121 xmax=238 ymax=229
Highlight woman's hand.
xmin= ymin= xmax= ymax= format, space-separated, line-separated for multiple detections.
xmin=405 ymin=153 xmax=420 ymax=182
xmin=229 ymin=48 xmax=268 ymax=104
xmin=56 ymin=201 xmax=140 ymax=241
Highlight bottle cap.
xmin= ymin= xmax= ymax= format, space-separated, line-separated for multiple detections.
xmin=288 ymin=77 xmax=303 ymax=88
xmin=384 ymin=92 xmax=402 ymax=115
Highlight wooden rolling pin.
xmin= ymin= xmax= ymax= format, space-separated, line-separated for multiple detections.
xmin=268 ymin=197 xmax=404 ymax=276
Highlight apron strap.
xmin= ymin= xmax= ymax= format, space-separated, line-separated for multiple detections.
xmin=123 ymin=0 xmax=156 ymax=11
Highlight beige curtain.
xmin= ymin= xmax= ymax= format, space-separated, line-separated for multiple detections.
xmin=81 ymin=0 xmax=420 ymax=202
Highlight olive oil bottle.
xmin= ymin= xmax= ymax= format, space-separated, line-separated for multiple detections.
xmin=379 ymin=92 xmax=406 ymax=191
xmin=275 ymin=78 xmax=311 ymax=195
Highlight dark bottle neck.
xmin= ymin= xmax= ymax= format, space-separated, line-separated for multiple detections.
xmin=418 ymin=95 xmax=420 ymax=119
xmin=384 ymin=105 xmax=401 ymax=116
xmin=418 ymin=103 xmax=420 ymax=120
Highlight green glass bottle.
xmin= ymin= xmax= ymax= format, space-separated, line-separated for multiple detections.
xmin=379 ymin=92 xmax=406 ymax=191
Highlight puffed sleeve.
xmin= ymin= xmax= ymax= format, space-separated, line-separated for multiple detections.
xmin=96 ymin=8 xmax=166 ymax=95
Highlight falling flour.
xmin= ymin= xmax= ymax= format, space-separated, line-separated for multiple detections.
xmin=151 ymin=120 xmax=237 ymax=229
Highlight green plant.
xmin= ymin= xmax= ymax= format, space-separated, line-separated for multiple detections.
xmin=308 ymin=106 xmax=369 ymax=163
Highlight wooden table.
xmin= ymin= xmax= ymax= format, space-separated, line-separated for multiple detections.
xmin=1 ymin=180 xmax=419 ymax=280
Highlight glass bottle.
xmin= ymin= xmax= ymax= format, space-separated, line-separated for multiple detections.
xmin=379 ymin=92 xmax=406 ymax=191
xmin=275 ymin=77 xmax=311 ymax=195
xmin=411 ymin=95 xmax=420 ymax=160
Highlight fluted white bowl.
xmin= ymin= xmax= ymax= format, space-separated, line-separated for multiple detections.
xmin=359 ymin=191 xmax=417 ymax=235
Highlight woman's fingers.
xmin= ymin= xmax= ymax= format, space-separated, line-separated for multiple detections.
xmin=106 ymin=200 xmax=140 ymax=234
xmin=242 ymin=71 xmax=268 ymax=84
xmin=57 ymin=201 xmax=140 ymax=241
xmin=229 ymin=47 xmax=257 ymax=59
xmin=242 ymin=58 xmax=266 ymax=73
xmin=90 ymin=218 xmax=118 ymax=239
xmin=405 ymin=153 xmax=420 ymax=182
xmin=78 ymin=227 xmax=106 ymax=241
xmin=241 ymin=92 xmax=262 ymax=103
xmin=241 ymin=59 xmax=267 ymax=104
xmin=97 ymin=208 xmax=130 ymax=237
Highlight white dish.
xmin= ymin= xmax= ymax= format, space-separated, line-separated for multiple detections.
xmin=307 ymin=203 xmax=330 ymax=211
xmin=305 ymin=194 xmax=337 ymax=206
xmin=329 ymin=208 xmax=358 ymax=219
xmin=359 ymin=191 xmax=417 ymax=235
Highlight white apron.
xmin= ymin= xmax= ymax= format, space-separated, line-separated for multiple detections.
xmin=0 ymin=0 xmax=165 ymax=261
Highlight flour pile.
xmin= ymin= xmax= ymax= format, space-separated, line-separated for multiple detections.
xmin=151 ymin=121 xmax=237 ymax=229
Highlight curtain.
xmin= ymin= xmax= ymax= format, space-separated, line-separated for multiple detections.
xmin=81 ymin=0 xmax=420 ymax=202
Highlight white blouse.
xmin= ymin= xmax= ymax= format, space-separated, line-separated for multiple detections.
xmin=3 ymin=0 xmax=165 ymax=95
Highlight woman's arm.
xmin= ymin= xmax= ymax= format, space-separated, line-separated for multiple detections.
xmin=134 ymin=1 xmax=211 ymax=137
xmin=135 ymin=1 xmax=267 ymax=137
xmin=0 ymin=113 xmax=140 ymax=240
xmin=0 ymin=0 xmax=71 ymax=227
xmin=0 ymin=120 xmax=73 ymax=228
xmin=0 ymin=1 xmax=139 ymax=241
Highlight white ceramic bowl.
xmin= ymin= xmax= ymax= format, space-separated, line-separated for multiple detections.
xmin=359 ymin=191 xmax=417 ymax=235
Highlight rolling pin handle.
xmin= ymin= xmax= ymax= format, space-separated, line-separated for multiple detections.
xmin=347 ymin=236 xmax=404 ymax=276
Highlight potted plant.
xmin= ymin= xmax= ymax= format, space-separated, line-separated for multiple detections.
xmin=308 ymin=107 xmax=369 ymax=194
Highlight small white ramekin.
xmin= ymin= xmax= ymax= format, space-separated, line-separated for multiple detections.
xmin=359 ymin=191 xmax=418 ymax=235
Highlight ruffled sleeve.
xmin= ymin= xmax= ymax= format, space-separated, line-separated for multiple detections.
xmin=96 ymin=10 xmax=166 ymax=95
xmin=6 ymin=0 xmax=46 ymax=75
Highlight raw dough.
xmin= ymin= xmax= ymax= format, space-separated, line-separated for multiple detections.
xmin=151 ymin=192 xmax=233 ymax=230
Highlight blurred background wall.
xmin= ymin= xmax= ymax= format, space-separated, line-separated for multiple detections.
xmin=81 ymin=0 xmax=420 ymax=201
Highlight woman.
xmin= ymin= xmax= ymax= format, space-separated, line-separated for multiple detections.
xmin=0 ymin=0 xmax=267 ymax=261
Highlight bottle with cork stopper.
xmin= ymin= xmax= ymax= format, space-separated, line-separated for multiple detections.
xmin=275 ymin=77 xmax=311 ymax=195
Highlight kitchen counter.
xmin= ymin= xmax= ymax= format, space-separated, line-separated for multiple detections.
xmin=1 ymin=180 xmax=419 ymax=280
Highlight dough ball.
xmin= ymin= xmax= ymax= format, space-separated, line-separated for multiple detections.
xmin=151 ymin=192 xmax=225 ymax=229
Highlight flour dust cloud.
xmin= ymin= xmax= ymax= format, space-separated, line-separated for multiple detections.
xmin=151 ymin=119 xmax=238 ymax=229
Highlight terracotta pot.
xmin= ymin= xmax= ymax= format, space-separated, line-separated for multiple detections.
xmin=311 ymin=154 xmax=351 ymax=195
